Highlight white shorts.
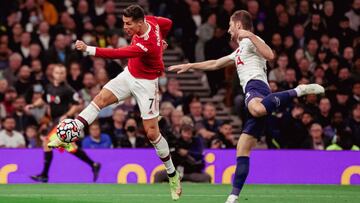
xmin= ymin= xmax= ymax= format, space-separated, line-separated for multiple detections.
xmin=103 ymin=68 xmax=160 ymax=119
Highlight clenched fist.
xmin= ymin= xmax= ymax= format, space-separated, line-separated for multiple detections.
xmin=75 ymin=40 xmax=87 ymax=52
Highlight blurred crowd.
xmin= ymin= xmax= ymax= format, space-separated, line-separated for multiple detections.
xmin=0 ymin=0 xmax=359 ymax=159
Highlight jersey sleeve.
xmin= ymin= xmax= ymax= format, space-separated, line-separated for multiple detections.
xmin=146 ymin=16 xmax=173 ymax=38
xmin=227 ymin=51 xmax=237 ymax=61
xmin=250 ymin=36 xmax=265 ymax=54
xmin=86 ymin=43 xmax=149 ymax=59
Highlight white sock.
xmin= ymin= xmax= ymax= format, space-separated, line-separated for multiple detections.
xmin=151 ymin=135 xmax=176 ymax=175
xmin=75 ymin=101 xmax=100 ymax=129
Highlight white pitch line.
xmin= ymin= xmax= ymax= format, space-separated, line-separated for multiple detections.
xmin=0 ymin=193 xmax=359 ymax=199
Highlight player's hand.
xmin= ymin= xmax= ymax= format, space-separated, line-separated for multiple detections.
xmin=162 ymin=40 xmax=168 ymax=51
xmin=75 ymin=40 xmax=87 ymax=52
xmin=237 ymin=29 xmax=254 ymax=39
xmin=168 ymin=63 xmax=192 ymax=74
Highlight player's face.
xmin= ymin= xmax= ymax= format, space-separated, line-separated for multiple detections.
xmin=228 ymin=20 xmax=242 ymax=41
xmin=53 ymin=66 xmax=66 ymax=83
xmin=123 ymin=16 xmax=142 ymax=37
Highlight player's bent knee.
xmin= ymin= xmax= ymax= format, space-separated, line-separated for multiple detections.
xmin=249 ymin=105 xmax=266 ymax=117
xmin=146 ymin=126 xmax=158 ymax=141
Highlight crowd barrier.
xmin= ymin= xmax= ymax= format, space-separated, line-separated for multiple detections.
xmin=0 ymin=149 xmax=359 ymax=184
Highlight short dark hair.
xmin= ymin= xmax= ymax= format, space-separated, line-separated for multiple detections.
xmin=123 ymin=5 xmax=145 ymax=21
xmin=231 ymin=10 xmax=253 ymax=31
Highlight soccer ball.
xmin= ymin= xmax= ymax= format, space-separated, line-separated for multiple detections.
xmin=56 ymin=119 xmax=80 ymax=143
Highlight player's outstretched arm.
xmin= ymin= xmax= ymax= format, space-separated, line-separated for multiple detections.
xmin=237 ymin=30 xmax=275 ymax=61
xmin=75 ymin=40 xmax=146 ymax=59
xmin=168 ymin=56 xmax=233 ymax=74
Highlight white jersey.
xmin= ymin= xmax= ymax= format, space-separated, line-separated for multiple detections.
xmin=228 ymin=37 xmax=268 ymax=91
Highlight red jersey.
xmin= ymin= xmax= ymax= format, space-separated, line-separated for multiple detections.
xmin=91 ymin=16 xmax=172 ymax=79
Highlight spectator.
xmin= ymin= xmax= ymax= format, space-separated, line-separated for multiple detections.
xmin=304 ymin=38 xmax=318 ymax=64
xmin=323 ymin=0 xmax=337 ymax=32
xmin=195 ymin=13 xmax=216 ymax=62
xmin=8 ymin=23 xmax=23 ymax=51
xmin=30 ymin=59 xmax=45 ymax=84
xmin=269 ymin=54 xmax=289 ymax=83
xmin=0 ymin=78 xmax=8 ymax=103
xmin=14 ymin=65 xmax=33 ymax=96
xmin=108 ymin=107 xmax=126 ymax=147
xmin=198 ymin=102 xmax=222 ymax=147
xmin=37 ymin=0 xmax=58 ymax=26
xmin=280 ymin=68 xmax=298 ymax=90
xmin=159 ymin=101 xmax=175 ymax=129
xmin=161 ymin=78 xmax=184 ymax=108
xmin=326 ymin=129 xmax=359 ymax=150
xmin=293 ymin=24 xmax=306 ymax=49
xmin=15 ymin=32 xmax=31 ymax=59
xmin=323 ymin=111 xmax=348 ymax=140
xmin=67 ymin=62 xmax=83 ymax=91
xmin=23 ymin=43 xmax=44 ymax=66
xmin=0 ymin=116 xmax=25 ymax=148
xmin=34 ymin=21 xmax=52 ymax=51
xmin=333 ymin=90 xmax=351 ymax=118
xmin=27 ymin=84 xmax=47 ymax=124
xmin=345 ymin=0 xmax=360 ymax=32
xmin=335 ymin=16 xmax=357 ymax=49
xmin=342 ymin=47 xmax=354 ymax=68
xmin=304 ymin=12 xmax=326 ymax=41
xmin=328 ymin=37 xmax=340 ymax=57
xmin=348 ymin=103 xmax=360 ymax=147
xmin=154 ymin=124 xmax=211 ymax=183
xmin=2 ymin=53 xmax=23 ymax=86
xmin=188 ymin=100 xmax=203 ymax=124
xmin=297 ymin=58 xmax=313 ymax=80
xmin=46 ymin=34 xmax=78 ymax=66
xmin=24 ymin=125 xmax=41 ymax=148
xmin=0 ymin=87 xmax=18 ymax=116
xmin=0 ymin=43 xmax=11 ymax=70
xmin=302 ymin=123 xmax=329 ymax=150
xmin=78 ymin=72 xmax=96 ymax=106
xmin=349 ymin=81 xmax=360 ymax=107
xmin=12 ymin=96 xmax=37 ymax=133
xmin=170 ymin=109 xmax=184 ymax=139
xmin=280 ymin=105 xmax=308 ymax=149
xmin=297 ymin=0 xmax=310 ymax=24
xmin=211 ymin=122 xmax=236 ymax=149
xmin=82 ymin=121 xmax=112 ymax=149
xmin=317 ymin=97 xmax=332 ymax=128
xmin=119 ymin=118 xmax=148 ymax=148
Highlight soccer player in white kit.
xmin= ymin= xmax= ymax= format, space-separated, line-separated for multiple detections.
xmin=169 ymin=10 xmax=324 ymax=203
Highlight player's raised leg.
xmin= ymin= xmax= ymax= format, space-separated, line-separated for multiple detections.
xmin=75 ymin=88 xmax=119 ymax=130
xmin=248 ymin=83 xmax=325 ymax=118
xmin=225 ymin=133 xmax=257 ymax=203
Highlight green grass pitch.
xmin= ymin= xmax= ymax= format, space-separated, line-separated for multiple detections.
xmin=0 ymin=184 xmax=359 ymax=203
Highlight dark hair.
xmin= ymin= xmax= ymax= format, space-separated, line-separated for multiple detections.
xmin=123 ymin=5 xmax=145 ymax=21
xmin=230 ymin=10 xmax=253 ymax=31
xmin=2 ymin=115 xmax=15 ymax=123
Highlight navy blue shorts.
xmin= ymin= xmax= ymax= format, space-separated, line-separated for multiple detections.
xmin=242 ymin=80 xmax=271 ymax=139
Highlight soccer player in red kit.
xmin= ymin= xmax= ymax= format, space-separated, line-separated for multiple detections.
xmin=48 ymin=5 xmax=182 ymax=200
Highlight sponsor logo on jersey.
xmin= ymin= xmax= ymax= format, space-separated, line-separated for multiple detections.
xmin=155 ymin=25 xmax=161 ymax=46
xmin=136 ymin=43 xmax=148 ymax=52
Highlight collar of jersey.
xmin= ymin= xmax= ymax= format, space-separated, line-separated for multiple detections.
xmin=138 ymin=21 xmax=151 ymax=40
